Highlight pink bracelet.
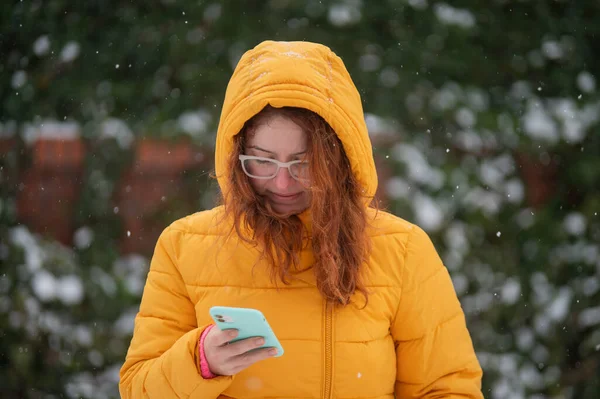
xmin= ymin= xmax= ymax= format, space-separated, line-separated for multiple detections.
xmin=199 ymin=324 xmax=218 ymax=379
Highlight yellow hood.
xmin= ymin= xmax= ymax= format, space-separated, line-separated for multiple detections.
xmin=214 ymin=40 xmax=378 ymax=200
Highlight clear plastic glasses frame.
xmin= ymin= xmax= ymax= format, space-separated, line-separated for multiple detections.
xmin=238 ymin=155 xmax=309 ymax=181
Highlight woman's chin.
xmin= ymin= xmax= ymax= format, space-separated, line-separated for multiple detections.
xmin=271 ymin=203 xmax=306 ymax=217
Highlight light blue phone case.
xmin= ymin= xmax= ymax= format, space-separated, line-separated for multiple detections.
xmin=209 ymin=306 xmax=284 ymax=357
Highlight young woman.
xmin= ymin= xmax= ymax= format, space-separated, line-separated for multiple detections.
xmin=119 ymin=40 xmax=483 ymax=399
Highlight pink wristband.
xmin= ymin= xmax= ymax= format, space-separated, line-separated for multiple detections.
xmin=199 ymin=324 xmax=218 ymax=379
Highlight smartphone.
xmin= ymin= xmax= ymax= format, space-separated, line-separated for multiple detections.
xmin=209 ymin=306 xmax=284 ymax=357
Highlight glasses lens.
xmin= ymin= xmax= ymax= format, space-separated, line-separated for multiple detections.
xmin=243 ymin=158 xmax=278 ymax=178
xmin=290 ymin=162 xmax=310 ymax=180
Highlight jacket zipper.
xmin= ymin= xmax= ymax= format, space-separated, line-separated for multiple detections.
xmin=323 ymin=300 xmax=334 ymax=399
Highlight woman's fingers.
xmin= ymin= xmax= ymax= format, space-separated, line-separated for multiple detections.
xmin=225 ymin=336 xmax=265 ymax=356
xmin=207 ymin=327 xmax=238 ymax=347
xmin=203 ymin=328 xmax=278 ymax=376
xmin=228 ymin=347 xmax=278 ymax=374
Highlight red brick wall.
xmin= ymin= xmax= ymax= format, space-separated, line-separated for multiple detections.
xmin=115 ymin=139 xmax=208 ymax=254
xmin=17 ymin=139 xmax=86 ymax=245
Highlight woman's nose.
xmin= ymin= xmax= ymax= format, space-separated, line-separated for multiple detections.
xmin=273 ymin=167 xmax=294 ymax=189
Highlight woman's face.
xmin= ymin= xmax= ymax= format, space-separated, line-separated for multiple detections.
xmin=244 ymin=115 xmax=311 ymax=215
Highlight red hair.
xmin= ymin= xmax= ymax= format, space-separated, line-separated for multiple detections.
xmin=220 ymin=106 xmax=373 ymax=306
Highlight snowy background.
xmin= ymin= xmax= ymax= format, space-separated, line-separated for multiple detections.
xmin=1 ymin=1 xmax=599 ymax=398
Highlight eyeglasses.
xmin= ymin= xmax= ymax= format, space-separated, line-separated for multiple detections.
xmin=239 ymin=155 xmax=310 ymax=181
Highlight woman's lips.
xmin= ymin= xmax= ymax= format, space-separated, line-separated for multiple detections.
xmin=270 ymin=192 xmax=302 ymax=202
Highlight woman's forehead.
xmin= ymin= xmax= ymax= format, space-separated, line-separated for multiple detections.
xmin=246 ymin=115 xmax=307 ymax=148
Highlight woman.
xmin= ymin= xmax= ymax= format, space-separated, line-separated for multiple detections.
xmin=119 ymin=40 xmax=483 ymax=398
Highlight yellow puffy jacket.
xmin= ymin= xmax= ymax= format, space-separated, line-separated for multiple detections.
xmin=119 ymin=41 xmax=483 ymax=399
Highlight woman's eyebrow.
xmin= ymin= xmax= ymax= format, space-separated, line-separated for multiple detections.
xmin=248 ymin=145 xmax=307 ymax=156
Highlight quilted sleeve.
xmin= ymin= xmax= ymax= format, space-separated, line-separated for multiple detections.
xmin=119 ymin=225 xmax=233 ymax=398
xmin=391 ymin=225 xmax=483 ymax=399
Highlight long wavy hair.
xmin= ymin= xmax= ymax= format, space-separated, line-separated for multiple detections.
xmin=220 ymin=106 xmax=373 ymax=306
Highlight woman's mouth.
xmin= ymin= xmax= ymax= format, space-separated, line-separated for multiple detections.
xmin=270 ymin=192 xmax=302 ymax=202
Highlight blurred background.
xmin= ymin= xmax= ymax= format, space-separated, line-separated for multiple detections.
xmin=1 ymin=0 xmax=599 ymax=398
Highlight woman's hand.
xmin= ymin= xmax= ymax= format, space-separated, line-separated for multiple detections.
xmin=203 ymin=327 xmax=278 ymax=376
